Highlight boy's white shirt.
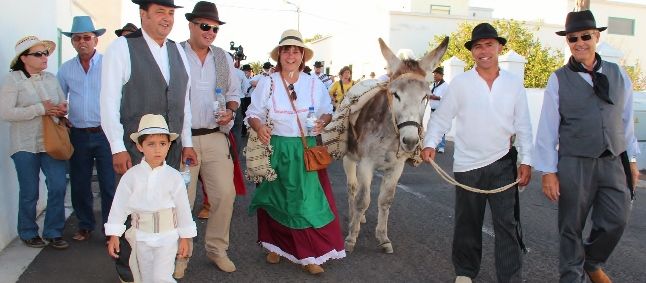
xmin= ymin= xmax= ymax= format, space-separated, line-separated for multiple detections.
xmin=105 ymin=159 xmax=197 ymax=247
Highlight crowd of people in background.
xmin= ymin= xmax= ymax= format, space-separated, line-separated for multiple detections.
xmin=0 ymin=0 xmax=640 ymax=282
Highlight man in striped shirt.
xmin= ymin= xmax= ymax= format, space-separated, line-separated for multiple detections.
xmin=57 ymin=16 xmax=116 ymax=244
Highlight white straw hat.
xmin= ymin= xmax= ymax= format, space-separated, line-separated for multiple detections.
xmin=130 ymin=114 xmax=179 ymax=143
xmin=270 ymin=29 xmax=313 ymax=62
xmin=11 ymin=36 xmax=56 ymax=68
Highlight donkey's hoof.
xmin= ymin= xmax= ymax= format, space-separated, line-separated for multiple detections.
xmin=360 ymin=214 xmax=366 ymax=224
xmin=345 ymin=241 xmax=355 ymax=253
xmin=379 ymin=242 xmax=393 ymax=254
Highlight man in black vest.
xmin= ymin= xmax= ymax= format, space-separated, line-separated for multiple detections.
xmin=533 ymin=10 xmax=640 ymax=283
xmin=100 ymin=0 xmax=197 ymax=281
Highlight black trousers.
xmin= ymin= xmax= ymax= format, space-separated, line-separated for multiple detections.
xmin=452 ymin=151 xmax=522 ymax=282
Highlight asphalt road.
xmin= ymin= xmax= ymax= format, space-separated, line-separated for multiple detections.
xmin=17 ymin=142 xmax=646 ymax=282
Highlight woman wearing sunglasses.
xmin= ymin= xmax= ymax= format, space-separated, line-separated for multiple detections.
xmin=0 ymin=36 xmax=70 ymax=250
xmin=245 ymin=29 xmax=345 ymax=275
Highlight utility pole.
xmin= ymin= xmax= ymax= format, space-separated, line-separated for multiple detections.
xmin=285 ymin=0 xmax=301 ymax=31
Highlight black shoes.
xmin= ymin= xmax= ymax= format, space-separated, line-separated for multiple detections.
xmin=44 ymin=237 xmax=69 ymax=249
xmin=23 ymin=236 xmax=47 ymax=248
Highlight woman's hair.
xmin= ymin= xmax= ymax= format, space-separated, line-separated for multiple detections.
xmin=274 ymin=45 xmax=305 ymax=73
xmin=338 ymin=66 xmax=352 ymax=78
xmin=137 ymin=133 xmax=171 ymax=145
xmin=10 ymin=49 xmax=31 ymax=78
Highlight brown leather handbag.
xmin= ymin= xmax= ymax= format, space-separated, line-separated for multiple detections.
xmin=42 ymin=116 xmax=74 ymax=160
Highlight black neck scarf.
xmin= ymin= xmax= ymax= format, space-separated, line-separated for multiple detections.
xmin=566 ymin=53 xmax=612 ymax=104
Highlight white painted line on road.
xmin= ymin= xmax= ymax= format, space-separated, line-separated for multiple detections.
xmin=374 ymin=172 xmax=495 ymax=238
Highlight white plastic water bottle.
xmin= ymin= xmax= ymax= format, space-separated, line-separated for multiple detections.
xmin=305 ymin=106 xmax=317 ymax=135
xmin=213 ymin=88 xmax=226 ymax=121
xmin=181 ymin=160 xmax=191 ymax=188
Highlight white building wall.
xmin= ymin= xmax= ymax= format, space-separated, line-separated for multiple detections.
xmin=410 ymin=0 xmax=470 ymax=15
xmin=0 ymin=0 xmax=61 ymax=251
xmin=570 ymin=0 xmax=646 ymax=66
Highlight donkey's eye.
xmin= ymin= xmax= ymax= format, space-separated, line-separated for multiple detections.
xmin=392 ymin=92 xmax=401 ymax=101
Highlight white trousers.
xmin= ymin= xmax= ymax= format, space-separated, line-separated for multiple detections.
xmin=135 ymin=240 xmax=178 ymax=283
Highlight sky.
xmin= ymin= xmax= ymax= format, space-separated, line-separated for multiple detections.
xmin=123 ymin=0 xmax=646 ymax=64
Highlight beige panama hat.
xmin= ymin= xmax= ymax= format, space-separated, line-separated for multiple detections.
xmin=129 ymin=114 xmax=179 ymax=143
xmin=10 ymin=36 xmax=56 ymax=68
xmin=270 ymin=29 xmax=313 ymax=62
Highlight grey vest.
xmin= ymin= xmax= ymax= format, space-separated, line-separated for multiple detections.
xmin=556 ymin=61 xmax=626 ymax=158
xmin=121 ymin=30 xmax=189 ymax=168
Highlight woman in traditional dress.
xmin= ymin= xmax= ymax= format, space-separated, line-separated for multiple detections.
xmin=245 ymin=29 xmax=345 ymax=275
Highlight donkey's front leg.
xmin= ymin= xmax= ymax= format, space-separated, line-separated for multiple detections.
xmin=343 ymin=157 xmax=358 ymax=223
xmin=375 ymin=161 xmax=405 ymax=254
xmin=344 ymin=161 xmax=373 ymax=253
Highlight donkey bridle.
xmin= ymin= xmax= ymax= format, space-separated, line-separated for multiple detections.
xmin=397 ymin=120 xmax=422 ymax=131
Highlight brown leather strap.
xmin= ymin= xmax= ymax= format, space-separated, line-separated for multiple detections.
xmin=278 ymin=73 xmax=309 ymax=150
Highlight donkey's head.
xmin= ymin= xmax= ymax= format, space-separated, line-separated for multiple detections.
xmin=379 ymin=37 xmax=449 ymax=152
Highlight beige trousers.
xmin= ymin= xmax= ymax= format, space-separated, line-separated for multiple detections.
xmin=183 ymin=132 xmax=235 ymax=257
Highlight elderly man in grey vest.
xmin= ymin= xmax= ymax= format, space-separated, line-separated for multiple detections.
xmin=172 ymin=1 xmax=241 ymax=278
xmin=533 ymin=10 xmax=639 ymax=283
xmin=100 ymin=0 xmax=197 ymax=282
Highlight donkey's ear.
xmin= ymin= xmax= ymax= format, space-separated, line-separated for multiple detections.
xmin=379 ymin=38 xmax=400 ymax=75
xmin=420 ymin=36 xmax=449 ymax=73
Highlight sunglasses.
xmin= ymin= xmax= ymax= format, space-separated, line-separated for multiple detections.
xmin=288 ymin=84 xmax=297 ymax=101
xmin=72 ymin=35 xmax=96 ymax=42
xmin=567 ymin=33 xmax=593 ymax=43
xmin=26 ymin=50 xmax=50 ymax=58
xmin=193 ymin=22 xmax=219 ymax=33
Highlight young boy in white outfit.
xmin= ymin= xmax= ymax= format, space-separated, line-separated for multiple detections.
xmin=105 ymin=114 xmax=197 ymax=283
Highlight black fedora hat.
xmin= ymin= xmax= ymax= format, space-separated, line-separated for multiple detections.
xmin=464 ymin=23 xmax=507 ymax=50
xmin=432 ymin=66 xmax=443 ymax=75
xmin=241 ymin=64 xmax=252 ymax=71
xmin=115 ymin=23 xmax=138 ymax=36
xmin=132 ymin=0 xmax=182 ymax=8
xmin=185 ymin=1 xmax=225 ymax=25
xmin=314 ymin=61 xmax=324 ymax=68
xmin=556 ymin=10 xmax=606 ymax=36
xmin=263 ymin=62 xmax=274 ymax=69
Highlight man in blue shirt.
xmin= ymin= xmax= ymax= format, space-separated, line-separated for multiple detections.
xmin=58 ymin=16 xmax=115 ymax=243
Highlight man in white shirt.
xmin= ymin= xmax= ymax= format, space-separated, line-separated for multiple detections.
xmin=313 ymin=61 xmax=333 ymax=89
xmin=99 ymin=0 xmax=197 ymax=281
xmin=421 ymin=23 xmax=532 ymax=283
xmin=533 ymin=10 xmax=639 ymax=283
xmin=237 ymin=64 xmax=253 ymax=137
xmin=175 ymin=1 xmax=241 ymax=276
xmin=250 ymin=61 xmax=274 ymax=90
xmin=423 ymin=66 xmax=448 ymax=153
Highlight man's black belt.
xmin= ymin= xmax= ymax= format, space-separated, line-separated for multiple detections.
xmin=73 ymin=126 xmax=102 ymax=133
xmin=191 ymin=127 xmax=219 ymax=136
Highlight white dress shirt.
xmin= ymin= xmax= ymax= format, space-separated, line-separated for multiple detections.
xmin=100 ymin=29 xmax=193 ymax=154
xmin=245 ymin=72 xmax=333 ymax=137
xmin=104 ymin=160 xmax=197 ymax=246
xmin=532 ymin=66 xmax=639 ymax=174
xmin=429 ymin=80 xmax=448 ymax=110
xmin=182 ymin=42 xmax=241 ymax=131
xmin=424 ymin=68 xmax=533 ymax=172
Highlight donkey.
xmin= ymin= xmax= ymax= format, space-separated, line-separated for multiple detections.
xmin=343 ymin=37 xmax=448 ymax=253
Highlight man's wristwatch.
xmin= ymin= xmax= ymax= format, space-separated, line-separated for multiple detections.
xmin=630 ymin=156 xmax=637 ymax=163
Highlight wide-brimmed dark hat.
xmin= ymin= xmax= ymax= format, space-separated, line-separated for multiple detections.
xmin=115 ymin=23 xmax=138 ymax=36
xmin=185 ymin=1 xmax=225 ymax=25
xmin=132 ymin=0 xmax=182 ymax=8
xmin=556 ymin=10 xmax=606 ymax=36
xmin=464 ymin=23 xmax=507 ymax=50
xmin=241 ymin=64 xmax=252 ymax=71
xmin=432 ymin=67 xmax=443 ymax=75
xmin=262 ymin=62 xmax=274 ymax=69
xmin=314 ymin=61 xmax=324 ymax=68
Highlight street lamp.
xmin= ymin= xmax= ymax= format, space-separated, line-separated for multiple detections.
xmin=285 ymin=0 xmax=301 ymax=31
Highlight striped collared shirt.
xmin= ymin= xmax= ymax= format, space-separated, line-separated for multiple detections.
xmin=57 ymin=52 xmax=102 ymax=128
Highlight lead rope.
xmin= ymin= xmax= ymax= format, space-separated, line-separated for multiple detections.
xmin=428 ymin=158 xmax=519 ymax=194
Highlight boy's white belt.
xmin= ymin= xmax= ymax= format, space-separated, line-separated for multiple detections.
xmin=131 ymin=208 xmax=177 ymax=234
xmin=126 ymin=207 xmax=178 ymax=283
